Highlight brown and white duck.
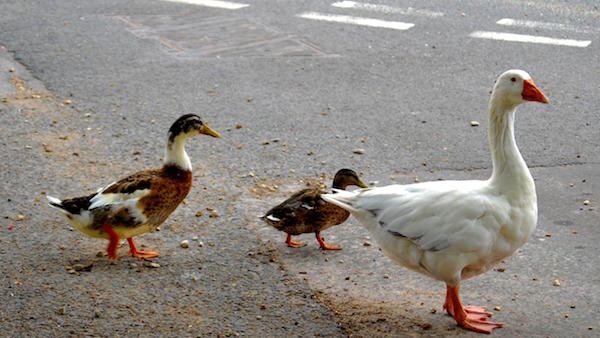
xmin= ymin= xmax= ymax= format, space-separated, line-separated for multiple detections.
xmin=47 ymin=114 xmax=221 ymax=260
xmin=262 ymin=169 xmax=368 ymax=250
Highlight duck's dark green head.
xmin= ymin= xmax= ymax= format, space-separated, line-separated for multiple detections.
xmin=332 ymin=169 xmax=368 ymax=190
xmin=168 ymin=114 xmax=221 ymax=143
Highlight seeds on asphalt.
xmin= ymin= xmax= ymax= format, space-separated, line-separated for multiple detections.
xmin=181 ymin=240 xmax=190 ymax=249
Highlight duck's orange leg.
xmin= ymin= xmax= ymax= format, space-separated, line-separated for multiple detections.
xmin=127 ymin=238 xmax=159 ymax=258
xmin=446 ymin=284 xmax=503 ymax=334
xmin=285 ymin=234 xmax=306 ymax=248
xmin=102 ymin=224 xmax=120 ymax=260
xmin=315 ymin=231 xmax=342 ymax=250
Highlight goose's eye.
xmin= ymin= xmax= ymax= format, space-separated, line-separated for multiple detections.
xmin=510 ymin=77 xmax=516 ymax=82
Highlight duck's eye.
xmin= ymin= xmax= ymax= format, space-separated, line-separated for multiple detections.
xmin=510 ymin=77 xmax=516 ymax=82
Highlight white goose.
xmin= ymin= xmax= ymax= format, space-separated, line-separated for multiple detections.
xmin=322 ymin=70 xmax=548 ymax=333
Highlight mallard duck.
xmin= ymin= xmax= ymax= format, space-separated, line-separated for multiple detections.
xmin=47 ymin=114 xmax=221 ymax=260
xmin=322 ymin=70 xmax=548 ymax=333
xmin=262 ymin=169 xmax=368 ymax=250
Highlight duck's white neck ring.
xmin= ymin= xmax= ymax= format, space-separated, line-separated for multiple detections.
xmin=165 ymin=134 xmax=192 ymax=171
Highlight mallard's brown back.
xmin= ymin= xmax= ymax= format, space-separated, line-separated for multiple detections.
xmin=262 ymin=188 xmax=350 ymax=235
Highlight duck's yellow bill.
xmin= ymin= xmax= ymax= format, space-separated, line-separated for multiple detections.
xmin=357 ymin=179 xmax=369 ymax=188
xmin=200 ymin=124 xmax=221 ymax=138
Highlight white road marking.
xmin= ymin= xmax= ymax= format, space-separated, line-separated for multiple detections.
xmin=161 ymin=0 xmax=248 ymax=10
xmin=297 ymin=12 xmax=414 ymax=30
xmin=331 ymin=1 xmax=443 ymax=18
xmin=469 ymin=31 xmax=591 ymax=48
xmin=496 ymin=18 xmax=592 ymax=33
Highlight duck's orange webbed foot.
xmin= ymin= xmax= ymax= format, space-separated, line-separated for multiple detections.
xmin=127 ymin=238 xmax=159 ymax=258
xmin=315 ymin=231 xmax=342 ymax=250
xmin=102 ymin=224 xmax=120 ymax=260
xmin=445 ymin=284 xmax=503 ymax=334
xmin=285 ymin=234 xmax=306 ymax=248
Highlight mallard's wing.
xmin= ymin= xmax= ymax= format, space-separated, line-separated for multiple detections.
xmin=262 ymin=188 xmax=325 ymax=223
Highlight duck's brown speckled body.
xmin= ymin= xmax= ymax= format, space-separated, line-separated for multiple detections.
xmin=47 ymin=114 xmax=220 ymax=260
xmin=262 ymin=169 xmax=367 ymax=250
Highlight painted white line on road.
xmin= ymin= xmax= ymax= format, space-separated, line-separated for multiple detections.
xmin=331 ymin=1 xmax=443 ymax=18
xmin=496 ymin=18 xmax=591 ymax=33
xmin=297 ymin=12 xmax=414 ymax=30
xmin=469 ymin=31 xmax=591 ymax=48
xmin=161 ymin=0 xmax=248 ymax=10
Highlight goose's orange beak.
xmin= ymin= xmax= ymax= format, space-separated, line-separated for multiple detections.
xmin=522 ymin=79 xmax=549 ymax=104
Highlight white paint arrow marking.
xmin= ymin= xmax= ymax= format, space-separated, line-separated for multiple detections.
xmin=331 ymin=1 xmax=443 ymax=18
xmin=469 ymin=31 xmax=591 ymax=48
xmin=297 ymin=12 xmax=414 ymax=30
xmin=161 ymin=0 xmax=248 ymax=10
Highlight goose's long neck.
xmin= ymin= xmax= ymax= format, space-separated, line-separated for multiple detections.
xmin=487 ymin=97 xmax=533 ymax=192
xmin=165 ymin=134 xmax=192 ymax=171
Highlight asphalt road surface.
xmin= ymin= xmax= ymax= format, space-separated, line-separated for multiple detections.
xmin=1 ymin=0 xmax=598 ymax=337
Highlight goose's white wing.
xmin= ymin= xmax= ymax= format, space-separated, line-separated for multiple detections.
xmin=323 ymin=180 xmax=511 ymax=253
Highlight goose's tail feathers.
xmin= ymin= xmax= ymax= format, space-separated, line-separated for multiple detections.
xmin=321 ymin=189 xmax=360 ymax=213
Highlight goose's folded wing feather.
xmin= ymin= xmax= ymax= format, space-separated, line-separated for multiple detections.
xmin=347 ymin=181 xmax=510 ymax=252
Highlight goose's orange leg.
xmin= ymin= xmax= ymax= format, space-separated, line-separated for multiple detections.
xmin=285 ymin=234 xmax=306 ymax=248
xmin=127 ymin=238 xmax=159 ymax=258
xmin=315 ymin=231 xmax=342 ymax=250
xmin=444 ymin=285 xmax=493 ymax=317
xmin=445 ymin=284 xmax=503 ymax=334
xmin=102 ymin=224 xmax=120 ymax=260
